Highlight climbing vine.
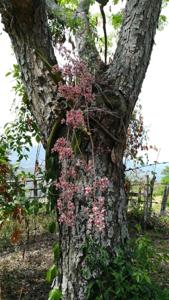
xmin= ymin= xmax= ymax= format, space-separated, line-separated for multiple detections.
xmin=50 ymin=48 xmax=109 ymax=230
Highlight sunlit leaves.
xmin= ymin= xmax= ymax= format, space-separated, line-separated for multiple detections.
xmin=4 ymin=64 xmax=41 ymax=162
xmin=46 ymin=264 xmax=57 ymax=283
xmin=48 ymin=288 xmax=62 ymax=300
xmin=112 ymin=0 xmax=121 ymax=5
xmin=161 ymin=166 xmax=169 ymax=184
xmin=58 ymin=0 xmax=78 ymax=8
xmin=158 ymin=15 xmax=168 ymax=30
xmin=112 ymin=11 xmax=123 ymax=29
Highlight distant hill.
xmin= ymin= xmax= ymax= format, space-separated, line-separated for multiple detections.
xmin=125 ymin=162 xmax=169 ymax=182
xmin=9 ymin=146 xmax=169 ymax=182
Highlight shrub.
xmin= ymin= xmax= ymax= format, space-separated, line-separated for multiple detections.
xmin=83 ymin=236 xmax=169 ymax=300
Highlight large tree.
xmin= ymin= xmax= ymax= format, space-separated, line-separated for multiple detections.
xmin=0 ymin=0 xmax=162 ymax=299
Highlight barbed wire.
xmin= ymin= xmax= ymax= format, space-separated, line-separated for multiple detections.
xmin=125 ymin=161 xmax=169 ymax=172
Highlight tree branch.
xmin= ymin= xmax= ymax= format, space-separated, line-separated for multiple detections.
xmin=46 ymin=0 xmax=102 ymax=70
xmin=0 ymin=0 xmax=59 ymax=145
xmin=106 ymin=0 xmax=162 ymax=117
xmin=74 ymin=0 xmax=102 ymax=69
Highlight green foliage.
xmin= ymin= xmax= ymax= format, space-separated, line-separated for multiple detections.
xmin=48 ymin=221 xmax=57 ymax=233
xmin=112 ymin=11 xmax=123 ymax=29
xmin=0 ymin=63 xmax=47 ymax=239
xmin=46 ymin=264 xmax=58 ymax=283
xmin=0 ymin=137 xmax=47 ymax=246
xmin=158 ymin=15 xmax=168 ymax=30
xmin=4 ymin=64 xmax=41 ymax=162
xmin=112 ymin=0 xmax=120 ymax=4
xmin=46 ymin=243 xmax=61 ymax=299
xmin=6 ymin=64 xmax=24 ymax=96
xmin=161 ymin=166 xmax=169 ymax=185
xmin=49 ymin=0 xmax=82 ymax=38
xmin=0 ymin=167 xmax=44 ymax=232
xmin=53 ymin=243 xmax=61 ymax=261
xmin=0 ymin=140 xmax=24 ymax=225
xmin=48 ymin=288 xmax=62 ymax=300
xmin=83 ymin=236 xmax=169 ymax=300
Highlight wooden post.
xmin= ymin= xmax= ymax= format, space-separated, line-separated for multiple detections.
xmin=33 ymin=177 xmax=38 ymax=239
xmin=143 ymin=175 xmax=149 ymax=228
xmin=160 ymin=185 xmax=169 ymax=216
xmin=33 ymin=178 xmax=38 ymax=198
xmin=148 ymin=174 xmax=156 ymax=217
xmin=138 ymin=186 xmax=142 ymax=208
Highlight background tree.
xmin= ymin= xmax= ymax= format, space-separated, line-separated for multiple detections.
xmin=0 ymin=0 xmax=163 ymax=299
xmin=161 ymin=166 xmax=169 ymax=185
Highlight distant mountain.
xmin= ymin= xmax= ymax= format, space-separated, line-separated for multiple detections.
xmin=9 ymin=146 xmax=169 ymax=181
xmin=125 ymin=161 xmax=169 ymax=182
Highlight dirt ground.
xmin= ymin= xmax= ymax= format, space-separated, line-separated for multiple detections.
xmin=0 ymin=234 xmax=55 ymax=300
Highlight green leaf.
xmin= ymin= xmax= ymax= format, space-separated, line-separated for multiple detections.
xmin=112 ymin=12 xmax=123 ymax=29
xmin=86 ymin=280 xmax=95 ymax=300
xmin=5 ymin=71 xmax=12 ymax=77
xmin=53 ymin=243 xmax=60 ymax=261
xmin=113 ymin=0 xmax=120 ymax=4
xmin=49 ymin=221 xmax=57 ymax=233
xmin=35 ymin=135 xmax=41 ymax=143
xmin=48 ymin=288 xmax=62 ymax=300
xmin=46 ymin=264 xmax=57 ymax=283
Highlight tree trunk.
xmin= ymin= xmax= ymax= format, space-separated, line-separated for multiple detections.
xmin=56 ymin=149 xmax=128 ymax=299
xmin=0 ymin=0 xmax=162 ymax=299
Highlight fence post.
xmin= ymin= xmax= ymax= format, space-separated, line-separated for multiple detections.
xmin=33 ymin=178 xmax=38 ymax=198
xmin=160 ymin=185 xmax=169 ymax=216
xmin=138 ymin=186 xmax=142 ymax=209
xmin=143 ymin=175 xmax=149 ymax=228
xmin=148 ymin=174 xmax=156 ymax=217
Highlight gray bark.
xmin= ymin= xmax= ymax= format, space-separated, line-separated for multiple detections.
xmin=0 ymin=0 xmax=162 ymax=299
xmin=106 ymin=0 xmax=162 ymax=121
xmin=58 ymin=154 xmax=128 ymax=299
xmin=0 ymin=0 xmax=58 ymax=145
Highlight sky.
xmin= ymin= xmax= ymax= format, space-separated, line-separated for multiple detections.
xmin=140 ymin=10 xmax=169 ymax=163
xmin=0 ymin=6 xmax=169 ymax=164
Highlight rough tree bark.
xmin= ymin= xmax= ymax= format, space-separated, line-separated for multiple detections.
xmin=0 ymin=0 xmax=162 ymax=299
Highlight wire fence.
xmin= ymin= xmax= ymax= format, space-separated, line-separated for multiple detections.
xmin=127 ymin=175 xmax=169 ymax=221
xmin=7 ymin=174 xmax=169 ymax=223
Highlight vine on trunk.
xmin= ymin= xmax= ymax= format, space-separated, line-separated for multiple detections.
xmin=51 ymin=48 xmax=109 ymax=231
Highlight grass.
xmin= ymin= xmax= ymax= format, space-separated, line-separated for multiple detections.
xmin=128 ymin=210 xmax=169 ymax=291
